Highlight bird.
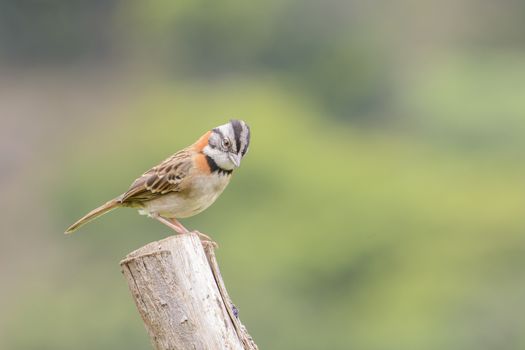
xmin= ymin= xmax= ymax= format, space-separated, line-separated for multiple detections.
xmin=65 ymin=119 xmax=251 ymax=243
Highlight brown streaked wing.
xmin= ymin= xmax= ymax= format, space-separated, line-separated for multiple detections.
xmin=119 ymin=149 xmax=193 ymax=203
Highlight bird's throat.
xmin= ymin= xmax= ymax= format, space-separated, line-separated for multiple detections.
xmin=205 ymin=155 xmax=233 ymax=176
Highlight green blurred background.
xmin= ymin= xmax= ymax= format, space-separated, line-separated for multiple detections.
xmin=1 ymin=1 xmax=525 ymax=349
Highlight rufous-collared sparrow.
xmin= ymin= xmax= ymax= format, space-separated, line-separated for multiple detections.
xmin=65 ymin=120 xmax=251 ymax=242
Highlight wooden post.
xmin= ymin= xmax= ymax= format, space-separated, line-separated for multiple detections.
xmin=120 ymin=232 xmax=258 ymax=350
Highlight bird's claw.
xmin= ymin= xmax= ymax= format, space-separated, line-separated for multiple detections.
xmin=193 ymin=230 xmax=219 ymax=249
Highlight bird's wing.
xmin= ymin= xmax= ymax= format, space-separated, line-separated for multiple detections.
xmin=119 ymin=149 xmax=193 ymax=203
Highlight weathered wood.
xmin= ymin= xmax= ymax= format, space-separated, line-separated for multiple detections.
xmin=120 ymin=232 xmax=258 ymax=350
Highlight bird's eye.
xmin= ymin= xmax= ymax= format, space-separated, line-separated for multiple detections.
xmin=222 ymin=138 xmax=231 ymax=148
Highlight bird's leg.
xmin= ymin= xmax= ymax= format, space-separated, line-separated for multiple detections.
xmin=169 ymin=218 xmax=219 ymax=248
xmin=169 ymin=218 xmax=218 ymax=248
xmin=167 ymin=218 xmax=190 ymax=233
xmin=151 ymin=214 xmax=186 ymax=235
xmin=151 ymin=214 xmax=217 ymax=247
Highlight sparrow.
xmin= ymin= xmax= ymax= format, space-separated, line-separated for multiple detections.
xmin=65 ymin=119 xmax=251 ymax=242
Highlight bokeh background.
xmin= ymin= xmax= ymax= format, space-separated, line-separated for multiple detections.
xmin=1 ymin=1 xmax=525 ymax=349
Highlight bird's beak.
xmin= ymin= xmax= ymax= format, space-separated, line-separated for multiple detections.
xmin=228 ymin=153 xmax=242 ymax=167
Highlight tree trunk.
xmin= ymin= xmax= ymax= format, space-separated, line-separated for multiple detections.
xmin=120 ymin=232 xmax=258 ymax=350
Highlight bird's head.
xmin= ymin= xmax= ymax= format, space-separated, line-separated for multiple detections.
xmin=202 ymin=119 xmax=251 ymax=171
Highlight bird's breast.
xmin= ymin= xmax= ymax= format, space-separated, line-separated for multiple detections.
xmin=140 ymin=173 xmax=231 ymax=218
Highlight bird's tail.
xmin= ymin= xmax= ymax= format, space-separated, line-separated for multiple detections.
xmin=65 ymin=198 xmax=121 ymax=234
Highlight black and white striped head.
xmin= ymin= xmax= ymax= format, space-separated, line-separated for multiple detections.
xmin=204 ymin=119 xmax=251 ymax=171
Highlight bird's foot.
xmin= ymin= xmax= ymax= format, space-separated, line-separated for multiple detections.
xmin=151 ymin=215 xmax=217 ymax=247
xmin=193 ymin=230 xmax=219 ymax=249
